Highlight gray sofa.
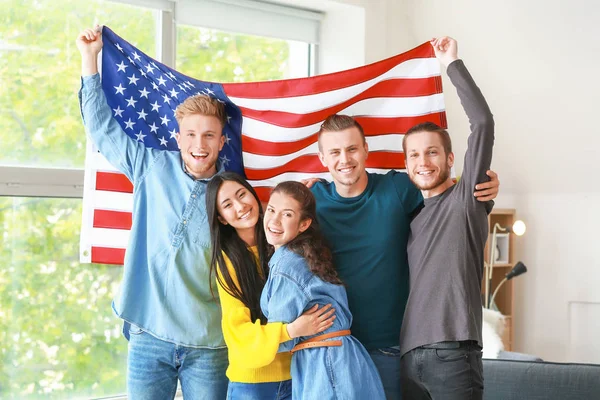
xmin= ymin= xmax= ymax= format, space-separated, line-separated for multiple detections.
xmin=483 ymin=359 xmax=600 ymax=399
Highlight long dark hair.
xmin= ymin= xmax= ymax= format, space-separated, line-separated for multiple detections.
xmin=271 ymin=181 xmax=343 ymax=285
xmin=206 ymin=172 xmax=270 ymax=324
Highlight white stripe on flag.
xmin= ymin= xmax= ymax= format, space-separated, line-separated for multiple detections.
xmin=241 ymin=94 xmax=445 ymax=142
xmin=90 ymin=227 xmax=131 ymax=248
xmin=229 ymin=58 xmax=440 ymax=113
xmin=92 ymin=190 xmax=134 ymax=213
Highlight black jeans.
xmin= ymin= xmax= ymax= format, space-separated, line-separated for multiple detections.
xmin=400 ymin=341 xmax=483 ymax=400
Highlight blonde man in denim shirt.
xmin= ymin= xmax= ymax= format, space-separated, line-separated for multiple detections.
xmin=77 ymin=27 xmax=228 ymax=399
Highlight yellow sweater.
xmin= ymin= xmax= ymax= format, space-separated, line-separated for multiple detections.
xmin=217 ymin=248 xmax=292 ymax=383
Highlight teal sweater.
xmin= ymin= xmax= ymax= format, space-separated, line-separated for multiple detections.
xmin=311 ymin=171 xmax=422 ymax=349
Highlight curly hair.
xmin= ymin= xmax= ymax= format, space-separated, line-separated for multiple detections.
xmin=271 ymin=181 xmax=343 ymax=285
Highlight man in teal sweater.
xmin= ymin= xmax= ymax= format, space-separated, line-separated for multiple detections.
xmin=310 ymin=58 xmax=499 ymax=398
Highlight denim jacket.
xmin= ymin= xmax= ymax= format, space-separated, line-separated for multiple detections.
xmin=260 ymin=246 xmax=385 ymax=399
xmin=79 ymin=74 xmax=225 ymax=348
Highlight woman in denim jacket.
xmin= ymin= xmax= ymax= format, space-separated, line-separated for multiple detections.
xmin=261 ymin=181 xmax=385 ymax=400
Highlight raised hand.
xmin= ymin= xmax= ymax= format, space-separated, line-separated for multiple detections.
xmin=286 ymin=303 xmax=336 ymax=339
xmin=76 ymin=25 xmax=103 ymax=76
xmin=430 ymin=36 xmax=459 ymax=68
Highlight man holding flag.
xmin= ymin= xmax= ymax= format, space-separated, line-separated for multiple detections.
xmin=77 ymin=26 xmax=231 ymax=399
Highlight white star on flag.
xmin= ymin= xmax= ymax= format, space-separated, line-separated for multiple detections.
xmin=220 ymin=155 xmax=230 ymax=166
xmin=148 ymin=122 xmax=159 ymax=133
xmin=150 ymin=101 xmax=160 ymax=112
xmin=124 ymin=118 xmax=135 ymax=130
xmin=135 ymin=131 xmax=146 ymax=141
xmin=169 ymin=128 xmax=178 ymax=139
xmin=137 ymin=109 xmax=148 ymax=120
xmin=125 ymin=96 xmax=137 ymax=108
xmin=114 ymin=84 xmax=126 ymax=95
xmin=157 ymin=76 xmax=167 ymax=86
xmin=160 ymin=114 xmax=171 ymax=126
xmin=113 ymin=106 xmax=124 ymax=117
xmin=159 ymin=136 xmax=168 ymax=146
xmin=116 ymin=61 xmax=127 ymax=72
xmin=128 ymin=74 xmax=139 ymax=85
xmin=139 ymin=87 xmax=150 ymax=98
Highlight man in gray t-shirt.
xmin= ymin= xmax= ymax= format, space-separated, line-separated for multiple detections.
xmin=399 ymin=37 xmax=494 ymax=400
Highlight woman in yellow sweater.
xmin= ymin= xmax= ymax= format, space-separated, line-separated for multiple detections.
xmin=206 ymin=172 xmax=335 ymax=399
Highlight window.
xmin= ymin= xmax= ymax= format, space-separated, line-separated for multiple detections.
xmin=0 ymin=197 xmax=127 ymax=398
xmin=0 ymin=0 xmax=157 ymax=169
xmin=1 ymin=0 xmax=319 ymax=398
xmin=176 ymin=25 xmax=311 ymax=82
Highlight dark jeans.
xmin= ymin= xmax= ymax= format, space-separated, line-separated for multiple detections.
xmin=369 ymin=346 xmax=402 ymax=400
xmin=400 ymin=341 xmax=483 ymax=400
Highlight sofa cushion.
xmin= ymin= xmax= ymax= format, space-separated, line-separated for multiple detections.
xmin=483 ymin=359 xmax=600 ymax=400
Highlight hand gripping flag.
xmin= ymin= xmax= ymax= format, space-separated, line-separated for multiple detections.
xmin=80 ymin=26 xmax=447 ymax=265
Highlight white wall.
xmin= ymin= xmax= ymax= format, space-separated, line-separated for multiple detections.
xmin=381 ymin=0 xmax=600 ymax=362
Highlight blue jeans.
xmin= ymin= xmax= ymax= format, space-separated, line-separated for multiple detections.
xmin=226 ymin=380 xmax=292 ymax=400
xmin=127 ymin=325 xmax=229 ymax=400
xmin=369 ymin=346 xmax=402 ymax=400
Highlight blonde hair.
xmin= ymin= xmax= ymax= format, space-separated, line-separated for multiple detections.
xmin=175 ymin=94 xmax=227 ymax=127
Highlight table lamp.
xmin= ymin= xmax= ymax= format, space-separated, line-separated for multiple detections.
xmin=484 ymin=220 xmax=526 ymax=308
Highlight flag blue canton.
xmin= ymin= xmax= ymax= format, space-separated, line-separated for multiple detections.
xmin=100 ymin=26 xmax=245 ymax=177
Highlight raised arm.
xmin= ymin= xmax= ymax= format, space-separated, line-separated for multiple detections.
xmin=433 ymin=37 xmax=495 ymax=201
xmin=76 ymin=26 xmax=156 ymax=183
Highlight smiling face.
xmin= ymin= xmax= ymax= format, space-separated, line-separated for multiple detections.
xmin=405 ymin=130 xmax=455 ymax=198
xmin=263 ymin=191 xmax=312 ymax=249
xmin=176 ymin=114 xmax=225 ymax=179
xmin=318 ymin=127 xmax=369 ymax=197
xmin=216 ymin=179 xmax=260 ymax=245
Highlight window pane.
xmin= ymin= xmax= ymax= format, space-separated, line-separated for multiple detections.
xmin=0 ymin=0 xmax=157 ymax=169
xmin=0 ymin=197 xmax=127 ymax=399
xmin=176 ymin=25 xmax=310 ymax=82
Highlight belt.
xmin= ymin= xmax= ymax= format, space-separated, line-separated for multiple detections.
xmin=290 ymin=329 xmax=351 ymax=354
xmin=421 ymin=340 xmax=477 ymax=350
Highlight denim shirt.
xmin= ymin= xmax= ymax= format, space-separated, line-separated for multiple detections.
xmin=79 ymin=74 xmax=225 ymax=348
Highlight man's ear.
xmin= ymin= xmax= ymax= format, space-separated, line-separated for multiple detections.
xmin=217 ymin=215 xmax=228 ymax=225
xmin=175 ymin=133 xmax=181 ymax=149
xmin=299 ymin=218 xmax=312 ymax=233
xmin=318 ymin=151 xmax=327 ymax=167
xmin=448 ymin=151 xmax=455 ymax=167
xmin=218 ymin=133 xmax=225 ymax=151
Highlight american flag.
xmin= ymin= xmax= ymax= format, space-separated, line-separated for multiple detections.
xmin=80 ymin=26 xmax=447 ymax=265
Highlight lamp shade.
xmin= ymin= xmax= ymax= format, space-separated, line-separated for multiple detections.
xmin=512 ymin=220 xmax=526 ymax=236
xmin=506 ymin=261 xmax=527 ymax=280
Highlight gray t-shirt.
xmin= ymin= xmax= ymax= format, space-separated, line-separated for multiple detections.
xmin=400 ymin=59 xmax=494 ymax=356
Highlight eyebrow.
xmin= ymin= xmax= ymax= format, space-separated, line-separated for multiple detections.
xmin=220 ymin=188 xmax=245 ymax=205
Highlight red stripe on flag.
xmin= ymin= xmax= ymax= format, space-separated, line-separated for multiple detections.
xmin=254 ymin=187 xmax=273 ymax=203
xmin=96 ymin=171 xmax=133 ymax=193
xmin=238 ymin=78 xmax=443 ymax=129
xmin=356 ymin=112 xmax=447 ymax=133
xmin=244 ymin=152 xmax=406 ymax=181
xmin=91 ymin=246 xmax=126 ymax=265
xmin=93 ymin=209 xmax=132 ymax=230
xmin=222 ymin=42 xmax=434 ymax=98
